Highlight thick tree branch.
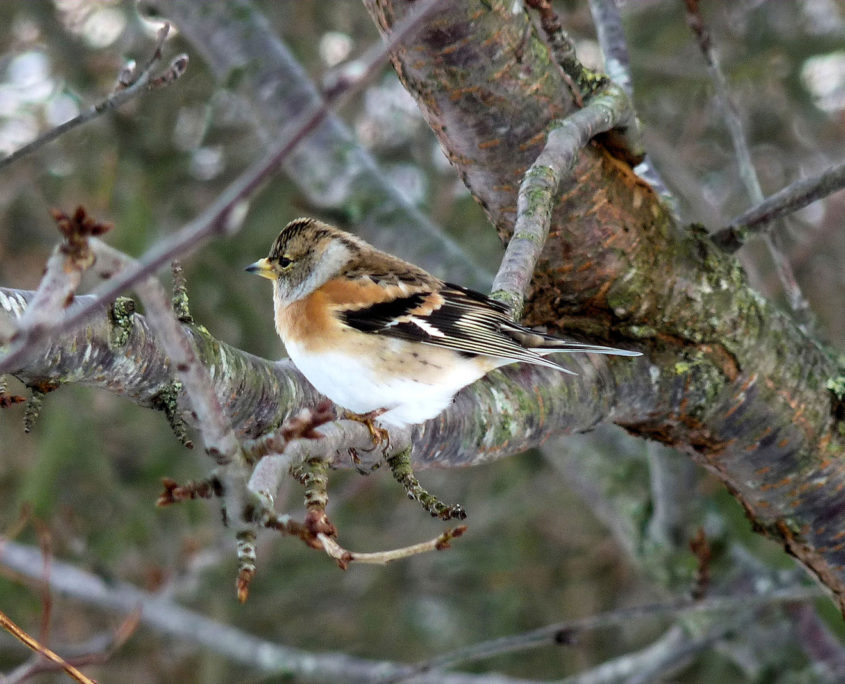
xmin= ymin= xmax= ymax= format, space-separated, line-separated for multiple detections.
xmin=0 ymin=287 xmax=647 ymax=470
xmin=362 ymin=0 xmax=845 ymax=611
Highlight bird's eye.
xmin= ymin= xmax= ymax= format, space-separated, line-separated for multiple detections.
xmin=277 ymin=255 xmax=293 ymax=268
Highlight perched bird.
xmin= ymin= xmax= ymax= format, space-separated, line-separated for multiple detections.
xmin=246 ymin=218 xmax=640 ymax=429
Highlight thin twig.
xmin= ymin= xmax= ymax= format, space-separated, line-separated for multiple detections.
xmin=0 ymin=0 xmax=447 ymax=376
xmin=684 ymin=2 xmax=760 ymax=202
xmin=588 ymin=0 xmax=675 ymax=205
xmin=0 ymin=539 xmax=512 ymax=683
xmin=684 ymin=0 xmax=812 ymax=324
xmin=587 ymin=0 xmax=633 ymax=97
xmin=713 ymin=160 xmax=845 ymax=252
xmin=0 ymin=608 xmax=96 ymax=684
xmin=644 ymin=441 xmax=695 ymax=549
xmin=7 ymin=208 xmax=111 ymax=344
xmin=562 ymin=620 xmax=743 ymax=684
xmin=400 ymin=584 xmax=820 ymax=678
xmin=0 ymin=24 xmax=186 ymax=171
xmin=490 ymin=85 xmax=633 ymax=315
xmin=243 ymin=401 xmax=335 ymax=462
xmin=318 ymin=526 xmax=467 ymax=569
xmin=5 ymin=610 xmax=141 ymax=683
xmin=89 ymin=239 xmax=244 ymax=472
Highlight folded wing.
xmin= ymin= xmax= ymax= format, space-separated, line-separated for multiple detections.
xmin=338 ymin=281 xmax=639 ymax=374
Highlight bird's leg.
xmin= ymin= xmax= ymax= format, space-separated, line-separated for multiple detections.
xmin=342 ymin=408 xmax=390 ymax=451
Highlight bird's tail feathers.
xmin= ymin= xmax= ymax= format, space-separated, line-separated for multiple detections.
xmin=509 ymin=328 xmax=641 ymax=358
xmin=541 ymin=342 xmax=642 ymax=357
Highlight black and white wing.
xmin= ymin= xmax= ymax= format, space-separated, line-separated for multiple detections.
xmin=338 ymin=281 xmax=639 ymax=373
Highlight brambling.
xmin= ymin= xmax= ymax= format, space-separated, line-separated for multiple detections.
xmin=246 ymin=218 xmax=640 ymax=429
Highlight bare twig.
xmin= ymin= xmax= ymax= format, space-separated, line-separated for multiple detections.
xmin=587 ymin=0 xmax=633 ymax=97
xmin=318 ymin=526 xmax=467 ymax=569
xmin=5 ymin=610 xmax=140 ymax=683
xmin=89 ymin=239 xmax=246 ymax=473
xmin=490 ymin=85 xmax=634 ymax=314
xmin=0 ymin=0 xmax=447 ymax=377
xmin=0 ymin=375 xmax=25 ymax=407
xmin=684 ymin=0 xmax=812 ymax=324
xmin=688 ymin=527 xmax=711 ymax=600
xmin=0 ymin=539 xmax=514 ymax=683
xmin=400 ymin=584 xmax=819 ymax=678
xmin=684 ymin=2 xmax=759 ymax=201
xmin=562 ymin=621 xmax=741 ymax=684
xmin=713 ymin=160 xmax=845 ymax=252
xmin=235 ymin=529 xmax=257 ymax=603
xmin=588 ymin=0 xmax=675 ymax=205
xmin=0 ymin=608 xmax=96 ymax=684
xmin=7 ymin=208 xmax=111 ymax=344
xmin=0 ymin=24 xmax=187 ymax=171
xmin=243 ymin=401 xmax=335 ymax=462
xmin=156 ymin=477 xmax=219 ymax=506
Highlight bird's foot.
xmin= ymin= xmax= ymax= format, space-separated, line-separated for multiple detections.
xmin=343 ymin=409 xmax=390 ymax=452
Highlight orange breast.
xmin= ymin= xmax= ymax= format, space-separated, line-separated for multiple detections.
xmin=276 ymin=290 xmax=337 ymax=351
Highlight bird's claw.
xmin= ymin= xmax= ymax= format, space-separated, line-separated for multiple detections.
xmin=343 ymin=409 xmax=390 ymax=453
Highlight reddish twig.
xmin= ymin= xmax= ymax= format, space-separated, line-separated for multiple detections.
xmin=156 ymin=477 xmax=220 ymax=507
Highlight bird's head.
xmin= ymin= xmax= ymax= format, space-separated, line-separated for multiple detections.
xmin=246 ymin=217 xmax=362 ymax=305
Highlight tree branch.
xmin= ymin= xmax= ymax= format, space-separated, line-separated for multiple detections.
xmin=143 ymin=0 xmax=490 ymax=288
xmin=403 ymin=584 xmax=819 ymax=677
xmin=683 ymin=0 xmax=813 ymax=325
xmin=713 ymin=160 xmax=845 ymax=252
xmin=0 ymin=24 xmax=187 ymax=172
xmin=587 ymin=0 xmax=675 ymax=205
xmin=491 ymin=85 xmax=633 ymax=315
xmin=0 ymin=0 xmax=450 ymax=378
xmin=0 ymin=539 xmax=525 ymax=683
xmin=362 ymin=0 xmax=845 ymax=613
xmin=0 ymin=287 xmax=646 ymax=469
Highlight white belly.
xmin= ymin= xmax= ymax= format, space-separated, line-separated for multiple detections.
xmin=284 ymin=337 xmax=487 ymax=428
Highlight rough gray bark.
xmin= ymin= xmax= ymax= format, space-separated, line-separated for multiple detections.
xmin=362 ymin=0 xmax=845 ymax=610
